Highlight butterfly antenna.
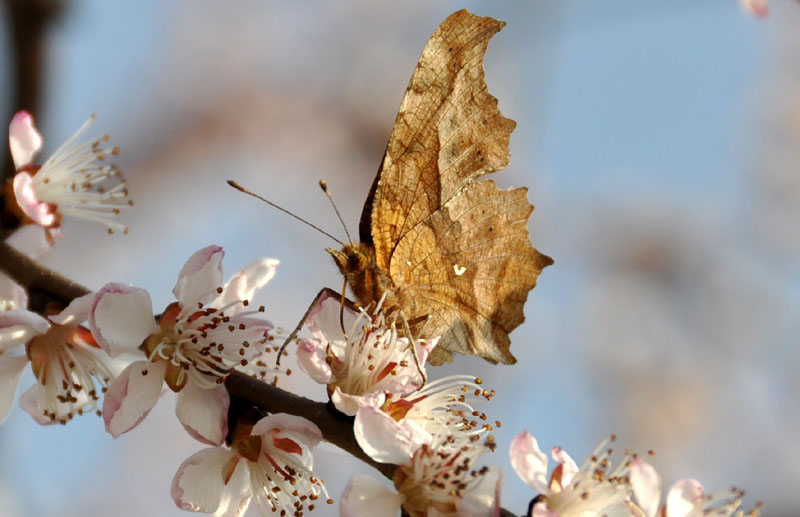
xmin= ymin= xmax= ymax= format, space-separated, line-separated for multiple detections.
xmin=319 ymin=180 xmax=354 ymax=246
xmin=228 ymin=180 xmax=344 ymax=245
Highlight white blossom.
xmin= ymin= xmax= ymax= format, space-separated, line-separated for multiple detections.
xmin=91 ymin=245 xmax=279 ymax=444
xmin=510 ymin=432 xmax=637 ymax=517
xmin=0 ymin=293 xmax=114 ymax=425
xmin=630 ymin=458 xmax=762 ymax=517
xmin=7 ymin=110 xmax=131 ymax=234
xmin=172 ymin=413 xmax=330 ymax=517
xmin=296 ymin=291 xmax=436 ymax=415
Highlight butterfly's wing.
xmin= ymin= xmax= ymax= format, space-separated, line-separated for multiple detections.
xmin=366 ymin=9 xmax=552 ymax=364
xmin=362 ymin=10 xmax=515 ymax=264
xmin=390 ymin=180 xmax=552 ymax=364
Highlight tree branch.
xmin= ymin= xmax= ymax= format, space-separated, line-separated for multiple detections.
xmin=0 ymin=241 xmax=522 ymax=516
xmin=0 ymin=240 xmax=90 ymax=312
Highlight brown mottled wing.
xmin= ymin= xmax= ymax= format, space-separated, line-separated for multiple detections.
xmin=364 ymin=9 xmax=553 ymax=363
xmin=390 ymin=180 xmax=552 ymax=364
xmin=364 ymin=10 xmax=516 ymax=265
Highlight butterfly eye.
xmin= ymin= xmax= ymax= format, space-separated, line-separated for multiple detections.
xmin=347 ymin=252 xmax=362 ymax=269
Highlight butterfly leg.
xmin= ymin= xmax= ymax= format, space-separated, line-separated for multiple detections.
xmin=399 ymin=310 xmax=427 ymax=389
xmin=338 ymin=278 xmax=348 ymax=335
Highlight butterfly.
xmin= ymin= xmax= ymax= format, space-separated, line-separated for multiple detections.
xmin=325 ymin=9 xmax=552 ymax=365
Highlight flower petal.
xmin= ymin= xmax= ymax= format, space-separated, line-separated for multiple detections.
xmin=295 ymin=338 xmax=332 ymax=384
xmin=630 ymin=458 xmax=662 ymax=517
xmin=0 ymin=309 xmax=49 ymax=333
xmin=251 ymin=413 xmax=323 ymax=448
xmin=12 ymin=172 xmax=55 ymax=227
xmin=90 ymin=282 xmax=158 ymax=357
xmin=354 ymin=406 xmax=429 ymax=464
xmin=103 ymin=360 xmax=166 ymax=437
xmin=665 ymin=479 xmax=704 ymax=517
xmin=17 ymin=382 xmax=50 ymax=425
xmin=550 ymin=446 xmax=579 ymax=488
xmin=217 ymin=257 xmax=279 ymax=309
xmin=455 ymin=466 xmax=503 ymax=517
xmin=331 ymin=387 xmax=385 ymax=417
xmin=176 ymin=382 xmax=230 ymax=446
xmin=305 ymin=291 xmax=358 ymax=344
xmin=173 ymin=245 xmax=224 ymax=307
xmin=0 ymin=354 xmax=29 ymax=424
xmin=212 ymin=459 xmax=252 ymax=517
xmin=18 ymin=382 xmax=94 ymax=425
xmin=171 ymin=447 xmax=244 ymax=514
xmin=9 ymin=111 xmax=42 ymax=169
xmin=340 ymin=474 xmax=403 ymax=517
xmin=509 ymin=431 xmax=549 ymax=494
xmin=6 ymin=225 xmax=54 ymax=258
xmin=0 ymin=310 xmax=49 ymax=351
xmin=49 ymin=292 xmax=94 ymax=326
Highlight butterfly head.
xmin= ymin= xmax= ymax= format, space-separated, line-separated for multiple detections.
xmin=327 ymin=243 xmax=393 ymax=309
xmin=327 ymin=243 xmax=368 ymax=275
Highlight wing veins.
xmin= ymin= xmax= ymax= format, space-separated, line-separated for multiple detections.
xmin=390 ymin=61 xmax=501 ymax=245
xmin=375 ymin=19 xmax=503 ymax=258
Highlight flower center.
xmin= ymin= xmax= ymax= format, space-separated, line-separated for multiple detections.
xmin=25 ymin=323 xmax=112 ymax=423
xmin=144 ymin=301 xmax=274 ymax=391
xmin=394 ymin=443 xmax=490 ymax=517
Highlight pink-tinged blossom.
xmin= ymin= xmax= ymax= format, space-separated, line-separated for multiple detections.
xmin=6 ymin=111 xmax=132 ymax=234
xmin=630 ymin=458 xmax=762 ymax=517
xmin=741 ymin=0 xmax=768 ymax=18
xmin=171 ymin=413 xmax=331 ymax=516
xmin=296 ymin=291 xmax=437 ymax=415
xmin=302 ymin=294 xmax=498 ymax=467
xmin=91 ymin=245 xmax=279 ymax=444
xmin=353 ymin=375 xmax=497 ymax=463
xmin=341 ymin=439 xmax=502 ymax=517
xmin=345 ymin=400 xmax=501 ymax=517
xmin=0 ymin=293 xmax=114 ymax=425
xmin=510 ymin=432 xmax=637 ymax=517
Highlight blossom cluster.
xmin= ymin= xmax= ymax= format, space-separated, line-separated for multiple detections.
xmin=5 ymin=111 xmax=132 ymax=245
xmin=0 ymin=112 xmax=763 ymax=517
xmin=296 ymin=292 xmax=502 ymax=515
xmin=509 ymin=432 xmax=761 ymax=517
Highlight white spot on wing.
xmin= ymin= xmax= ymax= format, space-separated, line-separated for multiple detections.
xmin=453 ymin=264 xmax=467 ymax=276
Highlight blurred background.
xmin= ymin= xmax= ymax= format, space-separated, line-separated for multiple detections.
xmin=0 ymin=0 xmax=796 ymax=515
